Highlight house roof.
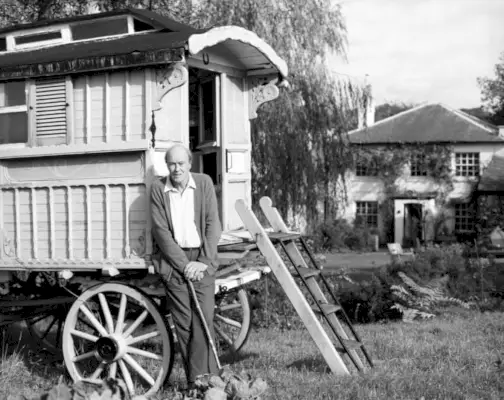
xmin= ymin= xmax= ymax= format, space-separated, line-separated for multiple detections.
xmin=478 ymin=152 xmax=504 ymax=192
xmin=0 ymin=8 xmax=288 ymax=80
xmin=348 ymin=103 xmax=501 ymax=144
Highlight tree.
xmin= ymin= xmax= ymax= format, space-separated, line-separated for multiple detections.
xmin=477 ymin=51 xmax=504 ymax=125
xmin=374 ymin=101 xmax=416 ymax=122
xmin=0 ymin=0 xmax=365 ymax=229
xmin=460 ymin=107 xmax=493 ymax=124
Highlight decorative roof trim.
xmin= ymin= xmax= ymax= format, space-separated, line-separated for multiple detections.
xmin=0 ymin=48 xmax=184 ymax=81
xmin=187 ymin=26 xmax=288 ymax=79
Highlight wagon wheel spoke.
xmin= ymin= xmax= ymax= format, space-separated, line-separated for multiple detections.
xmin=78 ymin=316 xmax=97 ymax=333
xmin=70 ymin=329 xmax=98 ymax=342
xmin=55 ymin=316 xmax=64 ymax=349
xmin=123 ymin=354 xmax=156 ymax=386
xmin=123 ymin=310 xmax=149 ymax=338
xmin=91 ymin=363 xmax=105 ymax=380
xmin=216 ymin=302 xmax=242 ymax=312
xmin=126 ymin=346 xmax=163 ymax=360
xmin=118 ymin=359 xmax=135 ymax=395
xmin=214 ymin=323 xmax=234 ymax=347
xmin=40 ymin=315 xmax=59 ymax=341
xmin=28 ymin=313 xmax=53 ymax=326
xmin=72 ymin=350 xmax=95 ymax=363
xmin=127 ymin=330 xmax=160 ymax=346
xmin=115 ymin=294 xmax=127 ymax=334
xmin=98 ymin=293 xmax=115 ymax=334
xmin=109 ymin=362 xmax=117 ymax=379
xmin=215 ymin=313 xmax=242 ymax=329
xmin=79 ymin=305 xmax=108 ymax=337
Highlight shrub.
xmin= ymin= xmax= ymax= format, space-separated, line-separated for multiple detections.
xmin=311 ymin=218 xmax=377 ymax=253
xmin=243 ymin=243 xmax=504 ymax=329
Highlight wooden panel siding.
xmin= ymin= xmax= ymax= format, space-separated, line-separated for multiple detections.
xmin=73 ymin=76 xmax=86 ymax=144
xmin=0 ymin=183 xmax=147 ymax=266
xmin=109 ymin=72 xmax=126 ymax=141
xmin=72 ymin=70 xmax=147 ymax=145
xmin=227 ymin=77 xmax=247 ymax=144
xmin=89 ymin=74 xmax=106 ymax=142
xmin=129 ymin=70 xmax=146 ymax=141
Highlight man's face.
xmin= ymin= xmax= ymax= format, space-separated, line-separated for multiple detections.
xmin=166 ymin=147 xmax=191 ymax=186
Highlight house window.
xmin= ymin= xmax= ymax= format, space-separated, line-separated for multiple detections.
xmin=454 ymin=203 xmax=474 ymax=232
xmin=410 ymin=153 xmax=428 ymax=176
xmin=355 ymin=161 xmax=377 ymax=177
xmin=0 ymin=81 xmax=28 ymax=145
xmin=355 ymin=201 xmax=378 ymax=228
xmin=455 ymin=152 xmax=480 ymax=177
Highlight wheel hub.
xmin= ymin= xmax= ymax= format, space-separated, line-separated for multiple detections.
xmin=95 ymin=337 xmax=119 ymax=362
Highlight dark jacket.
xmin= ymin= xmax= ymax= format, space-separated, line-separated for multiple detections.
xmin=150 ymin=173 xmax=222 ymax=278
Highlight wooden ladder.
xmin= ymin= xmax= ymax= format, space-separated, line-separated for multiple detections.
xmin=235 ymin=196 xmax=374 ymax=375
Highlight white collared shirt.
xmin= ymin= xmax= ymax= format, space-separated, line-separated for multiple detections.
xmin=164 ymin=174 xmax=202 ymax=248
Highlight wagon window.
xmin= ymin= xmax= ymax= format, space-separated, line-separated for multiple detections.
xmin=0 ymin=81 xmax=28 ymax=144
xmin=0 ymin=37 xmax=6 ymax=52
xmin=15 ymin=30 xmax=62 ymax=46
xmin=71 ymin=18 xmax=129 ymax=41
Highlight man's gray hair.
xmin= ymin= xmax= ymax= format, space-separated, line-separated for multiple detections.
xmin=164 ymin=144 xmax=193 ymax=164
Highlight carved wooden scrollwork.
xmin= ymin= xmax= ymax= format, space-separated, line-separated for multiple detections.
xmin=153 ymin=63 xmax=188 ymax=111
xmin=249 ymin=76 xmax=280 ymax=120
xmin=3 ymin=235 xmax=15 ymax=258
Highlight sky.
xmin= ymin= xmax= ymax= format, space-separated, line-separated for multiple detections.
xmin=329 ymin=0 xmax=504 ymax=109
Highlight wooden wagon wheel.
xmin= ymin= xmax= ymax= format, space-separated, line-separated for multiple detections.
xmin=62 ymin=283 xmax=174 ymax=397
xmin=214 ymin=287 xmax=251 ymax=355
xmin=25 ymin=297 xmax=73 ymax=354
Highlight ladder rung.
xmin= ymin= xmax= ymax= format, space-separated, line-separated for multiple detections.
xmin=337 ymin=339 xmax=363 ymax=352
xmin=295 ymin=268 xmax=321 ymax=279
xmin=268 ymin=232 xmax=301 ymax=242
xmin=313 ymin=303 xmax=341 ymax=315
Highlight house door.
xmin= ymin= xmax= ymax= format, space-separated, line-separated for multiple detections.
xmin=403 ymin=203 xmax=423 ymax=247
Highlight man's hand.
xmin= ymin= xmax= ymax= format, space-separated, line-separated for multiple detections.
xmin=184 ymin=261 xmax=208 ymax=282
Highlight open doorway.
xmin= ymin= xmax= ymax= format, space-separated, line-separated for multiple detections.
xmin=403 ymin=203 xmax=423 ymax=248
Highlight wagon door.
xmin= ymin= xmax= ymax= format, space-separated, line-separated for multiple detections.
xmin=220 ymin=74 xmax=251 ymax=232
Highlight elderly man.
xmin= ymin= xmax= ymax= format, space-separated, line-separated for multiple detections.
xmin=150 ymin=144 xmax=221 ymax=386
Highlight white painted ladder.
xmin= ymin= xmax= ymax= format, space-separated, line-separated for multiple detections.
xmin=235 ymin=196 xmax=374 ymax=375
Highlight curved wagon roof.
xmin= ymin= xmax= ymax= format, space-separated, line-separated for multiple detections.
xmin=0 ymin=8 xmax=288 ymax=81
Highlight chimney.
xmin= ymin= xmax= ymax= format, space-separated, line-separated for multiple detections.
xmin=357 ymin=82 xmax=375 ymax=129
xmin=499 ymin=126 xmax=504 ymax=138
xmin=365 ymin=93 xmax=375 ymax=128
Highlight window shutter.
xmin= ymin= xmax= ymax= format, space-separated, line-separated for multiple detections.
xmin=35 ymin=77 xmax=67 ymax=142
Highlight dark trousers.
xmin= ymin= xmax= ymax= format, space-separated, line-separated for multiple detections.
xmin=161 ymin=248 xmax=219 ymax=384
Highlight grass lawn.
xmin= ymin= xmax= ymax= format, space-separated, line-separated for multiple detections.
xmin=1 ymin=309 xmax=504 ymax=399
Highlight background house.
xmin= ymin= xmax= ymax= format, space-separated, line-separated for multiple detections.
xmin=342 ymin=103 xmax=504 ymax=246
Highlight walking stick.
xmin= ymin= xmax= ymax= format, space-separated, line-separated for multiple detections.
xmin=187 ymin=279 xmax=222 ymax=371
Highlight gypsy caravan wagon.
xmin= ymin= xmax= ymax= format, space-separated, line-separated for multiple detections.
xmin=0 ymin=9 xmax=288 ymax=396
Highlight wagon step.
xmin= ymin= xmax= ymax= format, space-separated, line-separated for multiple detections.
xmin=235 ymin=196 xmax=374 ymax=375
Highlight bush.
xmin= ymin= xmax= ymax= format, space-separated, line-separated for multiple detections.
xmin=243 ymin=243 xmax=504 ymax=328
xmin=311 ymin=219 xmax=377 ymax=253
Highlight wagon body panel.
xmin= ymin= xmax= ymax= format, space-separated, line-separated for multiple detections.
xmin=0 ymin=10 xmax=288 ymax=271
